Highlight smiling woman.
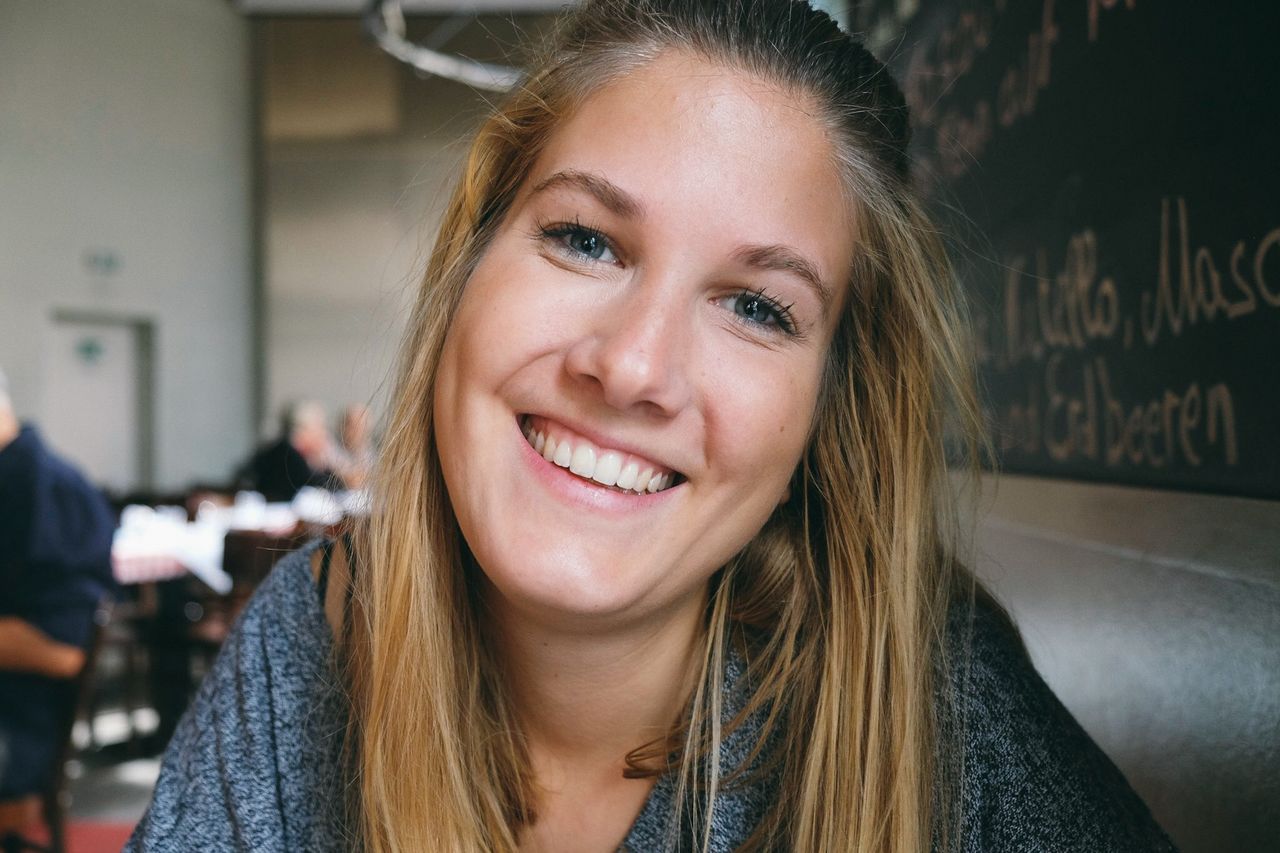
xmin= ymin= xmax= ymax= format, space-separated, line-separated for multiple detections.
xmin=126 ymin=1 xmax=1177 ymax=852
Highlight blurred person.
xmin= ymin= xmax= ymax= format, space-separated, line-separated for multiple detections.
xmin=240 ymin=401 xmax=337 ymax=502
xmin=333 ymin=403 xmax=375 ymax=490
xmin=0 ymin=368 xmax=115 ymax=799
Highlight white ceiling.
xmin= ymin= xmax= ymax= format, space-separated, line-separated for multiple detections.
xmin=233 ymin=0 xmax=570 ymax=13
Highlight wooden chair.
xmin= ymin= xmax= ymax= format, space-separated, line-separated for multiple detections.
xmin=218 ymin=527 xmax=307 ymax=624
xmin=139 ymin=528 xmax=307 ymax=750
xmin=222 ymin=527 xmax=306 ymax=588
xmin=0 ymin=599 xmax=111 ymax=853
xmin=176 ymin=528 xmax=305 ymax=716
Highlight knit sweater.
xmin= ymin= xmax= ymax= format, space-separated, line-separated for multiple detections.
xmin=125 ymin=542 xmax=1176 ymax=851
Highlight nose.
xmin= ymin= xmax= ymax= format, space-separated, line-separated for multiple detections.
xmin=563 ymin=278 xmax=693 ymax=417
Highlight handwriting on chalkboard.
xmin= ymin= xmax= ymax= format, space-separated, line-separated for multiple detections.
xmin=987 ymin=196 xmax=1279 ymax=470
xmin=996 ymin=198 xmax=1280 ymax=366
xmin=1141 ymin=197 xmax=1280 ymax=346
xmin=903 ymin=0 xmax=1007 ymax=126
xmin=909 ymin=0 xmax=1060 ymax=178
xmin=999 ymin=356 xmax=1238 ymax=469
xmin=890 ymin=0 xmax=1280 ymax=494
xmin=999 ymin=230 xmax=1119 ymax=369
xmin=995 ymin=0 xmax=1058 ymax=128
xmin=908 ymin=0 xmax=1145 ymax=181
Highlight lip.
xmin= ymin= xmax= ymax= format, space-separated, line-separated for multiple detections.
xmin=514 ymin=416 xmax=683 ymax=513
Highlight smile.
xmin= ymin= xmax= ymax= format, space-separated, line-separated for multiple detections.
xmin=520 ymin=415 xmax=682 ymax=495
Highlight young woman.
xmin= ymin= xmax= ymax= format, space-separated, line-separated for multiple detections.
xmin=127 ymin=1 xmax=1176 ymax=850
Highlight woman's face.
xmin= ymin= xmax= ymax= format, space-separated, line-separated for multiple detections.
xmin=434 ymin=53 xmax=853 ymax=632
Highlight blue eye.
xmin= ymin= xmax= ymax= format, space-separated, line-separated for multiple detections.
xmin=566 ymin=229 xmax=607 ymax=259
xmin=729 ymin=290 xmax=796 ymax=334
xmin=541 ymin=222 xmax=617 ymax=264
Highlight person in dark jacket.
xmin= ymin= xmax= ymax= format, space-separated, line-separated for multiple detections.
xmin=0 ymin=369 xmax=115 ymax=797
xmin=240 ymin=401 xmax=338 ymax=502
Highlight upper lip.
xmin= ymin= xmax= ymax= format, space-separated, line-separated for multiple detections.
xmin=521 ymin=412 xmax=686 ymax=479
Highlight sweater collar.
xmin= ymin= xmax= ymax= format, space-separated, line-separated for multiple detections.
xmin=620 ymin=648 xmax=780 ymax=852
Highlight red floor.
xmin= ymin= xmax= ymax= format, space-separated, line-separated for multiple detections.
xmin=8 ymin=821 xmax=135 ymax=853
xmin=70 ymin=822 xmax=136 ymax=852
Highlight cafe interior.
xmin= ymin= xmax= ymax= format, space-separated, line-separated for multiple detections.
xmin=0 ymin=1 xmax=1276 ymax=851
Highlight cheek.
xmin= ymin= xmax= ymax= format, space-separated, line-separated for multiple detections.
xmin=450 ymin=251 xmax=568 ymax=373
xmin=709 ymin=360 xmax=821 ymax=494
xmin=437 ymin=279 xmax=522 ymax=403
xmin=432 ymin=284 xmax=507 ymax=470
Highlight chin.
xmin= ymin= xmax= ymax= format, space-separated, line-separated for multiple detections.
xmin=472 ymin=540 xmax=672 ymax=626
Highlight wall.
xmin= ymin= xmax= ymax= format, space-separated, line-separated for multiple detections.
xmin=263 ymin=140 xmax=446 ymax=428
xmin=259 ymin=15 xmax=544 ymax=435
xmin=0 ymin=0 xmax=253 ymax=491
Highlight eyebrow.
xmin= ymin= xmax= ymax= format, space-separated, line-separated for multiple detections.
xmin=733 ymin=244 xmax=833 ymax=310
xmin=530 ymin=169 xmax=834 ymax=309
xmin=529 ymin=170 xmax=644 ymax=220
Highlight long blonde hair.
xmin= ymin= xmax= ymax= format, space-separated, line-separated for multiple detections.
xmin=346 ymin=1 xmax=984 ymax=849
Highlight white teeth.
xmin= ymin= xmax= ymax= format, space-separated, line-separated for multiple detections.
xmin=615 ymin=461 xmax=638 ymax=490
xmin=592 ymin=451 xmax=622 ymax=487
xmin=569 ymin=444 xmax=595 ymax=477
xmin=523 ymin=419 xmax=677 ymax=494
xmin=553 ymin=441 xmax=572 ymax=468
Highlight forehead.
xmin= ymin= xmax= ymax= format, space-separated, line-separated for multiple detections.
xmin=521 ymin=52 xmax=855 ymax=285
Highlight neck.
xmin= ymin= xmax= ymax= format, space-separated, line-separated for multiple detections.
xmin=488 ymin=590 xmax=705 ymax=778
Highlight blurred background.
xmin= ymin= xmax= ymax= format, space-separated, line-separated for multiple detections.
xmin=0 ymin=1 xmax=1275 ymax=851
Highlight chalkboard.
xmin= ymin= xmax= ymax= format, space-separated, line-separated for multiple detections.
xmin=857 ymin=0 xmax=1280 ymax=499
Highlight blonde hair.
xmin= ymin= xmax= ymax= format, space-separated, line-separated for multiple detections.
xmin=346 ymin=1 xmax=984 ymax=849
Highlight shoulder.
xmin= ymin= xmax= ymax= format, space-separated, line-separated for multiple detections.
xmin=0 ymin=425 xmax=39 ymax=479
xmin=944 ymin=591 xmax=1176 ymax=851
xmin=13 ymin=426 xmax=114 ymax=595
xmin=126 ymin=541 xmax=347 ymax=852
xmin=23 ymin=427 xmax=111 ymax=524
xmin=224 ymin=543 xmax=340 ymax=732
xmin=251 ymin=438 xmax=294 ymax=466
xmin=234 ymin=541 xmax=332 ymax=651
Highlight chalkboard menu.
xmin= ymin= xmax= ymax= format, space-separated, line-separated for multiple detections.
xmin=857 ymin=0 xmax=1280 ymax=499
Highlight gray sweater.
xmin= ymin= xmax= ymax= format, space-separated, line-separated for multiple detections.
xmin=125 ymin=543 xmax=1175 ymax=851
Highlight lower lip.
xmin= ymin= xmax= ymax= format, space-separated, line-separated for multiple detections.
xmin=514 ymin=418 xmax=680 ymax=514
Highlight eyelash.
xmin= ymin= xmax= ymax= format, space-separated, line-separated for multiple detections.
xmin=729 ymin=289 xmax=798 ymax=336
xmin=533 ymin=219 xmax=800 ymax=337
xmin=537 ymin=219 xmax=618 ymax=265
